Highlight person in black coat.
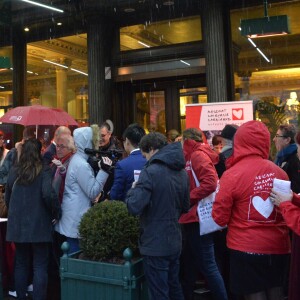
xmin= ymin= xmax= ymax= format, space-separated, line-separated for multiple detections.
xmin=125 ymin=132 xmax=190 ymax=300
xmin=5 ymin=138 xmax=61 ymax=300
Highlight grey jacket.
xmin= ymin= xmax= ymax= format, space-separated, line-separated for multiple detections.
xmin=55 ymin=127 xmax=109 ymax=238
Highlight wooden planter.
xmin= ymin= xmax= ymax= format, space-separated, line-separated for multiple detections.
xmin=60 ymin=243 xmax=148 ymax=300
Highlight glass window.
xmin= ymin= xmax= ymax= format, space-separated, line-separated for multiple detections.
xmin=135 ymin=91 xmax=166 ymax=134
xmin=120 ymin=16 xmax=201 ymax=51
xmin=0 ymin=46 xmax=13 ymax=111
xmin=231 ymin=2 xmax=300 ymax=160
xmin=27 ymin=35 xmax=88 ymax=124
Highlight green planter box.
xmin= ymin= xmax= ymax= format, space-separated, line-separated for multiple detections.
xmin=60 ymin=246 xmax=148 ymax=300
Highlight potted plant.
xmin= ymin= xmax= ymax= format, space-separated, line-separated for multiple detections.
xmin=60 ymin=201 xmax=148 ymax=300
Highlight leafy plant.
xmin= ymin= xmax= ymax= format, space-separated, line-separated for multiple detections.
xmin=79 ymin=201 xmax=140 ymax=262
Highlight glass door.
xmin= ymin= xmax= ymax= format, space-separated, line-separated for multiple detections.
xmin=135 ymin=90 xmax=166 ymax=134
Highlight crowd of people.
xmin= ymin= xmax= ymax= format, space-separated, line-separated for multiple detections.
xmin=1 ymin=119 xmax=300 ymax=300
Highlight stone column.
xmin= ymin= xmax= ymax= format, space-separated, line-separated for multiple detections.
xmin=12 ymin=25 xmax=27 ymax=144
xmin=200 ymin=0 xmax=229 ymax=103
xmin=12 ymin=25 xmax=27 ymax=107
xmin=87 ymin=17 xmax=116 ymax=124
xmin=56 ymin=58 xmax=70 ymax=111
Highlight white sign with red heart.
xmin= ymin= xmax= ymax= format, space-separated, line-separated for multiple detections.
xmin=232 ymin=109 xmax=243 ymax=119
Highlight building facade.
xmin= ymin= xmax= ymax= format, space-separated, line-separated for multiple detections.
xmin=0 ymin=0 xmax=299 ymax=148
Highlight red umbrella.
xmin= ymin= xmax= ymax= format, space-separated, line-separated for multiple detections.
xmin=0 ymin=105 xmax=78 ymax=127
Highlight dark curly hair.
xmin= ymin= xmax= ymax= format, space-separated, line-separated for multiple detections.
xmin=139 ymin=132 xmax=168 ymax=153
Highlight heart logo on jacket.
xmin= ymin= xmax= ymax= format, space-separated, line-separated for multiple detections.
xmin=252 ymin=196 xmax=274 ymax=218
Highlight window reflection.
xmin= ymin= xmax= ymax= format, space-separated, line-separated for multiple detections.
xmin=135 ymin=91 xmax=166 ymax=134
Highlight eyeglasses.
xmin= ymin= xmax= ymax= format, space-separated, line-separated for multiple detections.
xmin=56 ymin=144 xmax=68 ymax=149
xmin=274 ymin=134 xmax=287 ymax=138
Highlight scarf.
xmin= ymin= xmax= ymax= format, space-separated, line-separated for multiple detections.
xmin=274 ymin=143 xmax=297 ymax=166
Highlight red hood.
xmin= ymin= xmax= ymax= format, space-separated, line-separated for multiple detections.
xmin=183 ymin=139 xmax=219 ymax=164
xmin=229 ymin=120 xmax=270 ymax=167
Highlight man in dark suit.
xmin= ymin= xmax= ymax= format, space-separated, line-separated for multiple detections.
xmin=110 ymin=123 xmax=146 ymax=201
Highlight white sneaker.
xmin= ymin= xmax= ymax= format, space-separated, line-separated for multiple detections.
xmin=8 ymin=290 xmax=29 ymax=298
xmin=27 ymin=284 xmax=33 ymax=292
xmin=8 ymin=290 xmax=17 ymax=298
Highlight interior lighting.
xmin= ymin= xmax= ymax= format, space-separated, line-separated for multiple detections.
xmin=124 ymin=7 xmax=135 ymax=13
xmin=138 ymin=41 xmax=150 ymax=48
xmin=239 ymin=28 xmax=270 ymax=63
xmin=43 ymin=59 xmax=68 ymax=68
xmin=163 ymin=1 xmax=174 ymax=5
xmin=240 ymin=0 xmax=289 ymax=38
xmin=20 ymin=0 xmax=64 ymax=13
xmin=70 ymin=68 xmax=88 ymax=76
xmin=256 ymin=48 xmax=270 ymax=62
xmin=24 ymin=27 xmax=30 ymax=32
xmin=0 ymin=86 xmax=4 ymax=89
xmin=180 ymin=60 xmax=191 ymax=66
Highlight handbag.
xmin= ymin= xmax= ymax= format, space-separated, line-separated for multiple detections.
xmin=190 ymin=162 xmax=225 ymax=235
xmin=0 ymin=191 xmax=7 ymax=218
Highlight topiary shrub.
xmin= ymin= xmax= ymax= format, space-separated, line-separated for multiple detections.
xmin=79 ymin=200 xmax=140 ymax=262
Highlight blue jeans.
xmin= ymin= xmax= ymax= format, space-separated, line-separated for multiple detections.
xmin=143 ymin=251 xmax=184 ymax=300
xmin=66 ymin=237 xmax=80 ymax=254
xmin=181 ymin=223 xmax=228 ymax=300
xmin=14 ymin=242 xmax=50 ymax=300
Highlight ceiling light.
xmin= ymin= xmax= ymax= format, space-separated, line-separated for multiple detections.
xmin=70 ymin=68 xmax=88 ymax=76
xmin=240 ymin=0 xmax=289 ymax=38
xmin=20 ymin=0 xmax=64 ymax=13
xmin=0 ymin=86 xmax=4 ymax=89
xmin=163 ymin=1 xmax=174 ymax=5
xmin=256 ymin=48 xmax=270 ymax=62
xmin=57 ymin=22 xmax=62 ymax=26
xmin=124 ymin=7 xmax=135 ymax=13
xmin=138 ymin=41 xmax=150 ymax=48
xmin=43 ymin=59 xmax=68 ymax=68
xmin=180 ymin=60 xmax=190 ymax=66
xmin=24 ymin=27 xmax=30 ymax=32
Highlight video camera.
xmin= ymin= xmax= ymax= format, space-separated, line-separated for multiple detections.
xmin=84 ymin=148 xmax=124 ymax=174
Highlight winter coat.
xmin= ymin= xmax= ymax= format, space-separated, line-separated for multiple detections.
xmin=110 ymin=149 xmax=146 ymax=201
xmin=281 ymin=151 xmax=300 ymax=194
xmin=179 ymin=139 xmax=219 ymax=224
xmin=55 ymin=127 xmax=109 ymax=238
xmin=126 ymin=142 xmax=190 ymax=256
xmin=5 ymin=165 xmax=61 ymax=243
xmin=279 ymin=193 xmax=300 ymax=236
xmin=212 ymin=120 xmax=291 ymax=254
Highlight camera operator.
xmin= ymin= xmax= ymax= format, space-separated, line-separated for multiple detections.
xmin=88 ymin=120 xmax=123 ymax=201
xmin=55 ymin=126 xmax=112 ymax=253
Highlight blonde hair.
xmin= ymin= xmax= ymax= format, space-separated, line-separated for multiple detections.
xmin=182 ymin=128 xmax=203 ymax=142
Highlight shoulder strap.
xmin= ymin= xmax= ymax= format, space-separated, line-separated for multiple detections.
xmin=190 ymin=161 xmax=200 ymax=187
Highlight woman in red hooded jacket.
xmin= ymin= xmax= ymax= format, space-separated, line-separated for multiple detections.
xmin=179 ymin=128 xmax=228 ymax=300
xmin=212 ymin=120 xmax=291 ymax=300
